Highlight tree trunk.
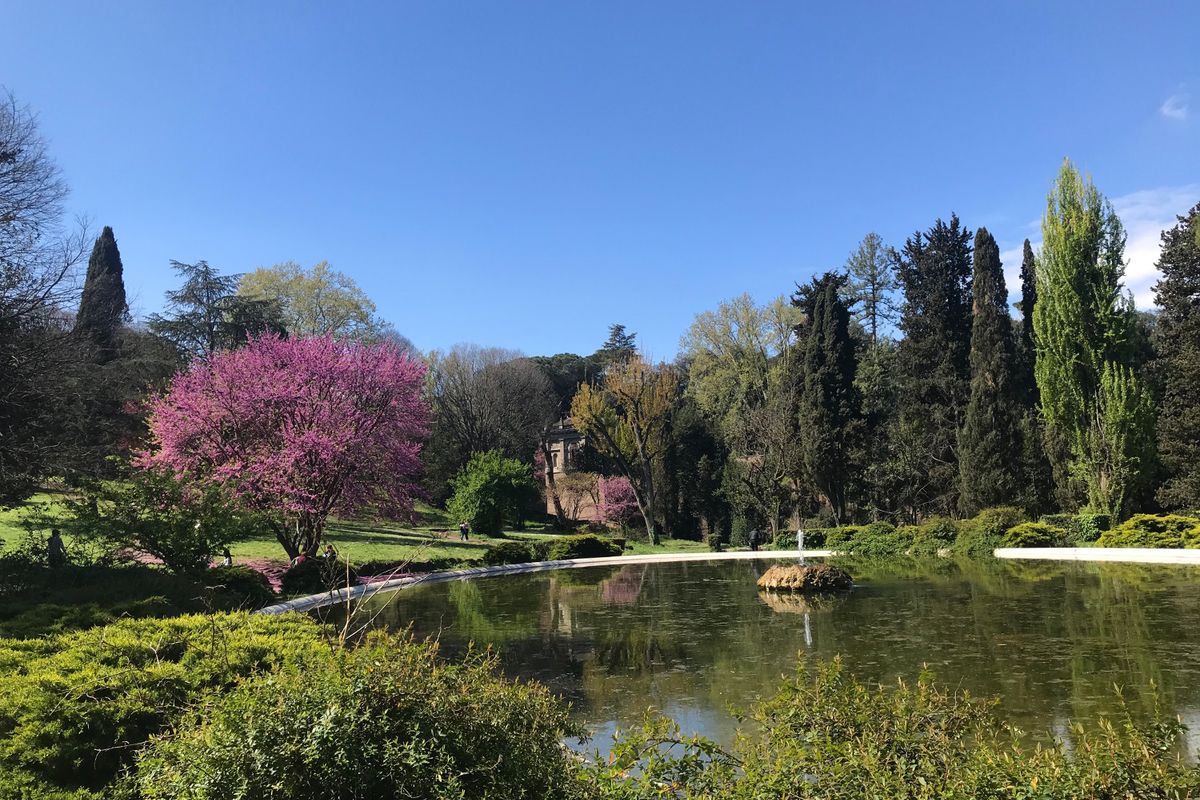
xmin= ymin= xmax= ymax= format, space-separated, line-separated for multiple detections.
xmin=640 ymin=460 xmax=660 ymax=545
xmin=540 ymin=441 xmax=568 ymax=527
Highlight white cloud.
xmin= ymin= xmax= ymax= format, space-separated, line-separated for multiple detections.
xmin=997 ymin=185 xmax=1199 ymax=312
xmin=1113 ymin=184 xmax=1200 ymax=308
xmin=1161 ymin=92 xmax=1189 ymax=120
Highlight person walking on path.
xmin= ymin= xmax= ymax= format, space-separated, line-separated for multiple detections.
xmin=458 ymin=521 xmax=470 ymax=541
xmin=47 ymin=529 xmax=68 ymax=568
xmin=748 ymin=528 xmax=760 ymax=552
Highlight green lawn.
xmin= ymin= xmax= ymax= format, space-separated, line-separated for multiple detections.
xmin=3 ymin=491 xmax=716 ymax=567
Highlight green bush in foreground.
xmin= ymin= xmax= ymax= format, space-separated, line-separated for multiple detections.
xmin=1002 ymin=521 xmax=1066 ymax=548
xmin=136 ymin=636 xmax=586 ymax=800
xmin=0 ymin=613 xmax=328 ymax=798
xmin=1098 ymin=514 xmax=1200 ymax=549
xmin=547 ymin=534 xmax=623 ymax=560
xmin=584 ymin=658 xmax=1200 ymax=799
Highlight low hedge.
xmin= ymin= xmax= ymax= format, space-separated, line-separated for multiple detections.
xmin=1002 ymin=521 xmax=1066 ymax=548
xmin=954 ymin=507 xmax=1026 ymax=558
xmin=200 ymin=565 xmax=276 ymax=608
xmin=546 ymin=534 xmax=623 ymax=560
xmin=909 ymin=517 xmax=959 ymax=555
xmin=1098 ymin=514 xmax=1200 ymax=549
xmin=279 ymin=558 xmax=359 ymax=596
xmin=482 ymin=540 xmax=537 ymax=566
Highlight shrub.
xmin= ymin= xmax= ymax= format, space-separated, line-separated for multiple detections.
xmin=597 ymin=475 xmax=640 ymax=528
xmin=823 ymin=525 xmax=861 ymax=550
xmin=447 ymin=450 xmax=540 ymax=536
xmin=1098 ymin=514 xmax=1200 ymax=549
xmin=1002 ymin=521 xmax=1066 ymax=548
xmin=584 ymin=658 xmax=1200 ymax=797
xmin=1074 ymin=510 xmax=1111 ymax=544
xmin=55 ymin=468 xmax=263 ymax=575
xmin=955 ymin=506 xmax=1026 ymax=558
xmin=135 ymin=636 xmax=586 ymax=800
xmin=199 ymin=565 xmax=276 ymax=608
xmin=279 ymin=558 xmax=359 ymax=596
xmin=0 ymin=613 xmax=328 ymax=798
xmin=842 ymin=522 xmax=910 ymax=558
xmin=910 ymin=517 xmax=959 ymax=555
xmin=0 ymin=563 xmax=274 ymax=638
xmin=546 ymin=534 xmax=623 ymax=560
xmin=481 ymin=540 xmax=536 ymax=566
xmin=766 ymin=528 xmax=828 ymax=549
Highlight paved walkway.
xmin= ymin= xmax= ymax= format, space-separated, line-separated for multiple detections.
xmin=256 ymin=549 xmax=833 ymax=615
xmin=994 ymin=547 xmax=1200 ymax=565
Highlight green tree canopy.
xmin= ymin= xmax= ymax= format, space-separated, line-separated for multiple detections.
xmin=239 ymin=260 xmax=393 ymax=341
xmin=1033 ymin=159 xmax=1154 ymax=518
xmin=447 ymin=450 xmax=541 ymax=536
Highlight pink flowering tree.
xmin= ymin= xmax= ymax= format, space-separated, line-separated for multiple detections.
xmin=141 ymin=334 xmax=430 ymax=559
xmin=597 ymin=476 xmax=640 ymax=530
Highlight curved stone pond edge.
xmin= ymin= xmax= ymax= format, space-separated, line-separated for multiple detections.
xmin=255 ymin=550 xmax=835 ymax=616
xmin=994 ymin=547 xmax=1200 ymax=565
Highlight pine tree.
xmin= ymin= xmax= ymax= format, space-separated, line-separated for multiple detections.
xmin=1153 ymin=202 xmax=1200 ymax=508
xmin=793 ymin=272 xmax=859 ymax=521
xmin=845 ymin=232 xmax=899 ymax=345
xmin=1034 ymin=160 xmax=1154 ymax=518
xmin=893 ymin=214 xmax=974 ymax=516
xmin=74 ymin=226 xmax=127 ymax=361
xmin=596 ymin=323 xmax=638 ymax=365
xmin=958 ymin=228 xmax=1022 ymax=514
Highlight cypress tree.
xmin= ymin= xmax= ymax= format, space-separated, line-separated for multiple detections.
xmin=1017 ymin=239 xmax=1038 ymax=402
xmin=793 ymin=272 xmax=858 ymax=521
xmin=1034 ymin=160 xmax=1154 ymax=518
xmin=1153 ymin=203 xmax=1200 ymax=508
xmin=958 ymin=228 xmax=1022 ymax=514
xmin=74 ymin=226 xmax=128 ymax=361
xmin=893 ymin=214 xmax=973 ymax=516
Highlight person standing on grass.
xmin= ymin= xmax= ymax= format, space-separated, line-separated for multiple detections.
xmin=47 ymin=529 xmax=68 ymax=568
xmin=220 ymin=547 xmax=233 ymax=568
xmin=459 ymin=521 xmax=469 ymax=541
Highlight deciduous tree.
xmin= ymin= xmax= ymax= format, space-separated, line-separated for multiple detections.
xmin=571 ymin=355 xmax=676 ymax=543
xmin=239 ymin=260 xmax=392 ymax=342
xmin=1034 ymin=160 xmax=1154 ymax=518
xmin=141 ymin=334 xmax=429 ymax=558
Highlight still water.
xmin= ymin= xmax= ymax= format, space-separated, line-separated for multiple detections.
xmin=331 ymin=558 xmax=1200 ymax=749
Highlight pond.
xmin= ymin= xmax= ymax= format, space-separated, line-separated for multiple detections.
xmin=324 ymin=557 xmax=1200 ymax=752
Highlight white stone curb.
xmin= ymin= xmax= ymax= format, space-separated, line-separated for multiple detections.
xmin=255 ymin=549 xmax=834 ymax=615
xmin=994 ymin=547 xmax=1200 ymax=565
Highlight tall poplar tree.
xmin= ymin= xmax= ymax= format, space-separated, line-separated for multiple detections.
xmin=1153 ymin=202 xmax=1200 ymax=509
xmin=958 ymin=228 xmax=1022 ymax=513
xmin=1033 ymin=160 xmax=1154 ymax=519
xmin=793 ymin=272 xmax=858 ymax=520
xmin=893 ymin=214 xmax=973 ymax=516
xmin=74 ymin=226 xmax=127 ymax=361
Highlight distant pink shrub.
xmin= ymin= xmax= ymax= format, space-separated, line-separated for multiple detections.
xmin=598 ymin=476 xmax=640 ymax=527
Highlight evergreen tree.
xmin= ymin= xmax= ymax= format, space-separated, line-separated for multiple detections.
xmin=596 ymin=323 xmax=638 ymax=365
xmin=845 ymin=232 xmax=900 ymax=345
xmin=1017 ymin=239 xmax=1038 ymax=402
xmin=74 ymin=226 xmax=127 ymax=361
xmin=958 ymin=228 xmax=1022 ymax=514
xmin=1033 ymin=160 xmax=1154 ymax=518
xmin=1153 ymin=202 xmax=1200 ymax=508
xmin=148 ymin=260 xmax=283 ymax=361
xmin=893 ymin=214 xmax=974 ymax=516
xmin=793 ymin=272 xmax=858 ymax=521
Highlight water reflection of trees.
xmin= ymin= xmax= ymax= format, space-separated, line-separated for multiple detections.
xmin=342 ymin=559 xmax=1200 ymax=748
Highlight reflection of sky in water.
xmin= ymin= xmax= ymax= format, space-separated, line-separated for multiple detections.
xmin=339 ymin=558 xmax=1200 ymax=754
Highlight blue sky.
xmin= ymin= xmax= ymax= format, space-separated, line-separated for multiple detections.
xmin=4 ymin=1 xmax=1198 ymax=358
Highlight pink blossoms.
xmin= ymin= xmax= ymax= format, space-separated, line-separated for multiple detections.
xmin=141 ymin=335 xmax=430 ymax=557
